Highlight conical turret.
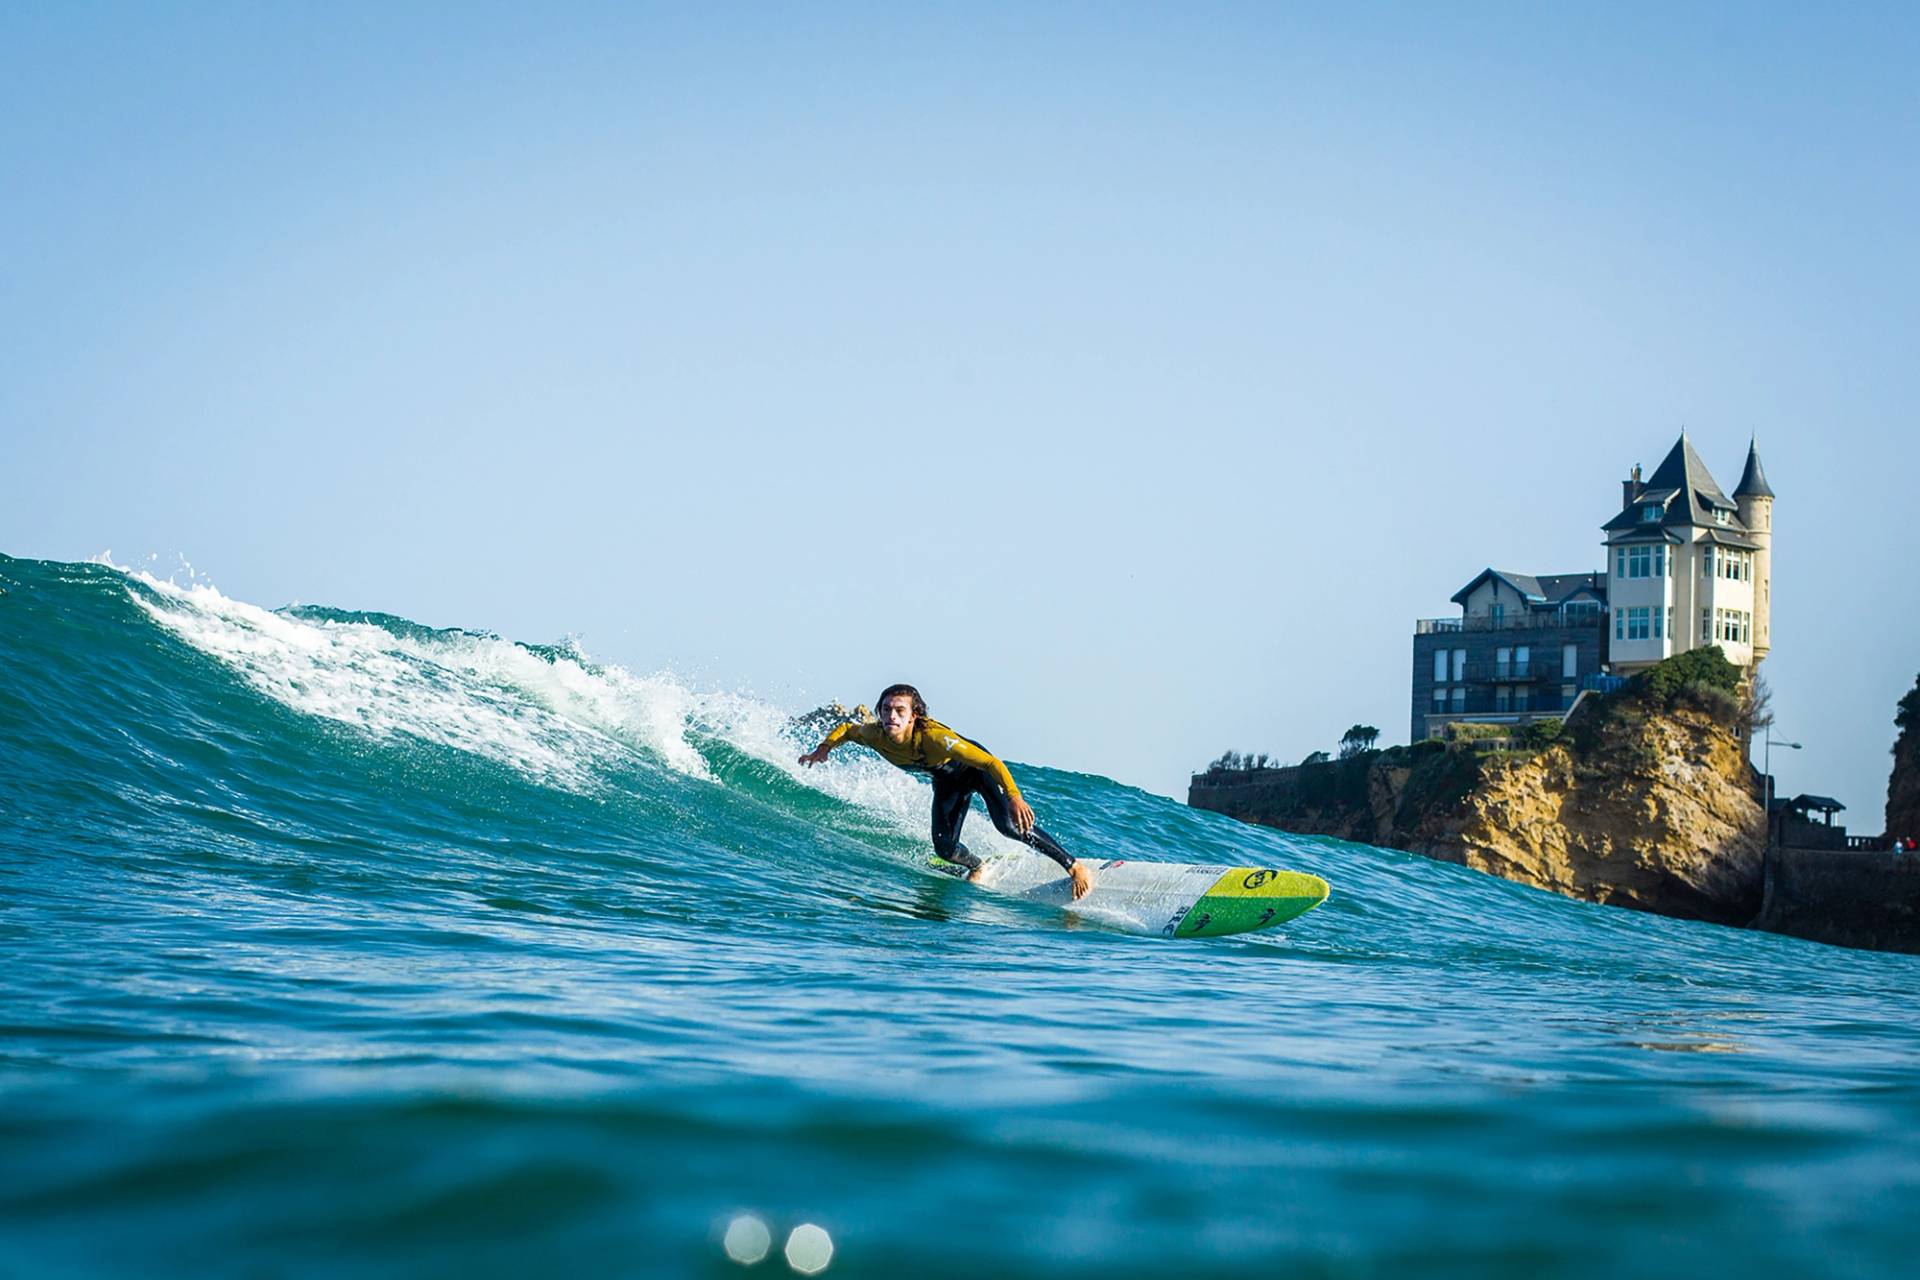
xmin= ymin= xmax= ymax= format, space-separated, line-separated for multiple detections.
xmin=1734 ymin=438 xmax=1774 ymax=661
xmin=1734 ymin=439 xmax=1775 ymax=499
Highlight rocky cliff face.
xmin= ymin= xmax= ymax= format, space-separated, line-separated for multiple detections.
xmin=1401 ymin=708 xmax=1763 ymax=925
xmin=1887 ymin=675 xmax=1920 ymax=843
xmin=1192 ymin=695 xmax=1765 ymax=926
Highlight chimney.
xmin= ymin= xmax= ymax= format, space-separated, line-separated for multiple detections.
xmin=1621 ymin=463 xmax=1643 ymax=509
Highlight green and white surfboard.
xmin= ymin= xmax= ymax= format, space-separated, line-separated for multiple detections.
xmin=935 ymin=852 xmax=1329 ymax=939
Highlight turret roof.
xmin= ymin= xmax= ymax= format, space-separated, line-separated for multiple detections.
xmin=1734 ymin=439 xmax=1775 ymax=499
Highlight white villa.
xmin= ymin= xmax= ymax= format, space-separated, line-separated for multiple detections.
xmin=1602 ymin=433 xmax=1774 ymax=675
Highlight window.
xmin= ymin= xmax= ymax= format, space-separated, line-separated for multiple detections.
xmin=1453 ymin=649 xmax=1466 ymax=681
xmin=1490 ymin=603 xmax=1505 ymax=625
xmin=1496 ymin=646 xmax=1511 ymax=678
xmin=1701 ymin=609 xmax=1712 ymax=643
xmin=1667 ymin=607 xmax=1674 ymax=640
xmin=1562 ymin=644 xmax=1578 ymax=678
xmin=1628 ymin=607 xmax=1651 ymax=640
xmin=1434 ymin=649 xmax=1448 ymax=683
xmin=1450 ymin=687 xmax=1465 ymax=711
xmin=1615 ymin=548 xmax=1627 ymax=577
xmin=1715 ymin=508 xmax=1731 ymax=526
xmin=1702 ymin=546 xmax=1714 ymax=578
xmin=1515 ymin=645 xmax=1530 ymax=675
xmin=1514 ymin=687 xmax=1530 ymax=712
xmin=1433 ymin=687 xmax=1447 ymax=710
xmin=1653 ymin=606 xmax=1663 ymax=640
xmin=1627 ymin=546 xmax=1652 ymax=578
xmin=1641 ymin=504 xmax=1661 ymax=522
xmin=1562 ymin=683 xmax=1576 ymax=709
xmin=1496 ymin=686 xmax=1511 ymax=711
xmin=1615 ymin=607 xmax=1624 ymax=640
xmin=1654 ymin=545 xmax=1665 ymax=578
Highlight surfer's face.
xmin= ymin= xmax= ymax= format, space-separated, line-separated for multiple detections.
xmin=879 ymin=694 xmax=917 ymax=743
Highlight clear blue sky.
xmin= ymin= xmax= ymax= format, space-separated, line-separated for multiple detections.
xmin=4 ymin=3 xmax=1916 ymax=817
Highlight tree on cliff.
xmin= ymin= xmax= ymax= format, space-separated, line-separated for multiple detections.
xmin=1887 ymin=672 xmax=1920 ymax=842
xmin=1742 ymin=668 xmax=1775 ymax=740
xmin=1339 ymin=725 xmax=1380 ymax=759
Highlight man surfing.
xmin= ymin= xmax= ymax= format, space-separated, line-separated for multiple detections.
xmin=799 ymin=684 xmax=1093 ymax=900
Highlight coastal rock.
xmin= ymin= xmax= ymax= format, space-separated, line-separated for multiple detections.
xmin=1405 ymin=709 xmax=1763 ymax=925
xmin=1191 ymin=698 xmax=1765 ymax=926
xmin=1886 ymin=674 xmax=1920 ymax=844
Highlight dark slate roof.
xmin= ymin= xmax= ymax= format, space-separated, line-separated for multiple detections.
xmin=1451 ymin=568 xmax=1545 ymax=605
xmin=1604 ymin=528 xmax=1686 ymax=547
xmin=1532 ymin=571 xmax=1606 ymax=604
xmin=1734 ymin=439 xmax=1775 ymax=498
xmin=1451 ymin=568 xmax=1605 ymax=607
xmin=1603 ymin=433 xmax=1748 ymax=533
xmin=1700 ymin=527 xmax=1762 ymax=550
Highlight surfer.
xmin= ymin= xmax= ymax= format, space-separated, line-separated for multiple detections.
xmin=799 ymin=684 xmax=1093 ymax=900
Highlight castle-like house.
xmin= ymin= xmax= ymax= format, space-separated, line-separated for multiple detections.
xmin=1409 ymin=434 xmax=1774 ymax=743
xmin=1603 ymin=433 xmax=1773 ymax=673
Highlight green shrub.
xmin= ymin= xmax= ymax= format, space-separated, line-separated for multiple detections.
xmin=1634 ymin=645 xmax=1742 ymax=705
xmin=1516 ymin=719 xmax=1563 ymax=750
xmin=1675 ymin=681 xmax=1740 ymax=725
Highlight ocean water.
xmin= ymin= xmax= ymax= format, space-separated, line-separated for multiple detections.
xmin=3 ymin=552 xmax=1917 ymax=1279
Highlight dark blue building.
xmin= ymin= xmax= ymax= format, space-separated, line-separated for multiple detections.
xmin=1410 ymin=569 xmax=1610 ymax=744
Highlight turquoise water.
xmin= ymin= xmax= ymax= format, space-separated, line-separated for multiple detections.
xmin=3 ymin=552 xmax=1917 ymax=1278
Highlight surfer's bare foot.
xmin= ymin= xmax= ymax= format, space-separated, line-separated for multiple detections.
xmin=967 ymin=866 xmax=987 ymax=884
xmin=1068 ymin=861 xmax=1092 ymax=900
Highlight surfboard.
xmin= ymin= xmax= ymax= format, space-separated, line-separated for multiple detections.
xmin=933 ymin=851 xmax=1329 ymax=939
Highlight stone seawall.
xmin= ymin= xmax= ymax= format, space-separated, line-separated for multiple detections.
xmin=1756 ymin=846 xmax=1920 ymax=955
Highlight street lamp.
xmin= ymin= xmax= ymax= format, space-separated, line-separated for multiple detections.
xmin=1763 ymin=729 xmax=1802 ymax=824
xmin=1762 ymin=730 xmax=1802 ymax=890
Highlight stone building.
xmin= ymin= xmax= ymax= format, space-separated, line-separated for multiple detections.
xmin=1410 ymin=433 xmax=1775 ymax=743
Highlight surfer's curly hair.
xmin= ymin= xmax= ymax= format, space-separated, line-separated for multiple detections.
xmin=876 ymin=683 xmax=927 ymax=723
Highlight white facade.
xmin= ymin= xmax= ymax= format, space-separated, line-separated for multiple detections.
xmin=1603 ymin=436 xmax=1773 ymax=676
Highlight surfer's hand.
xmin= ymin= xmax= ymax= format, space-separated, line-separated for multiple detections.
xmin=1068 ymin=860 xmax=1092 ymax=900
xmin=1010 ymin=796 xmax=1035 ymax=835
xmin=798 ymin=744 xmax=830 ymax=767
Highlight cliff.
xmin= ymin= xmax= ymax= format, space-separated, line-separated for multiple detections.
xmin=1191 ymin=652 xmax=1766 ymax=926
xmin=1886 ymin=674 xmax=1920 ymax=843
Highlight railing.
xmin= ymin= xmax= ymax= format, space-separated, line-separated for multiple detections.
xmin=1416 ymin=613 xmax=1607 ymax=635
xmin=1429 ymin=695 xmax=1578 ymax=717
xmin=1582 ymin=674 xmax=1628 ymax=695
xmin=1846 ymin=835 xmax=1895 ymax=852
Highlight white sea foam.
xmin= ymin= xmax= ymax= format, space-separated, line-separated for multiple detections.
xmin=117 ymin=565 xmax=1031 ymax=860
xmin=122 ymin=571 xmax=677 ymax=789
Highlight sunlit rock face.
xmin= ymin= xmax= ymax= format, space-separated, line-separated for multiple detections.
xmin=1412 ymin=707 xmax=1764 ymax=927
xmin=1193 ymin=700 xmax=1766 ymax=927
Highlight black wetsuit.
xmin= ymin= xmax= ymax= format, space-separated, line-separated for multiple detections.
xmin=930 ymin=763 xmax=1075 ymax=875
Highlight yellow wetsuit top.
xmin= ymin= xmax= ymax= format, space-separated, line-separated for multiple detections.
xmin=821 ymin=716 xmax=1024 ymax=804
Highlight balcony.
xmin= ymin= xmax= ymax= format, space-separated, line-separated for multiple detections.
xmin=1416 ymin=611 xmax=1606 ymax=635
